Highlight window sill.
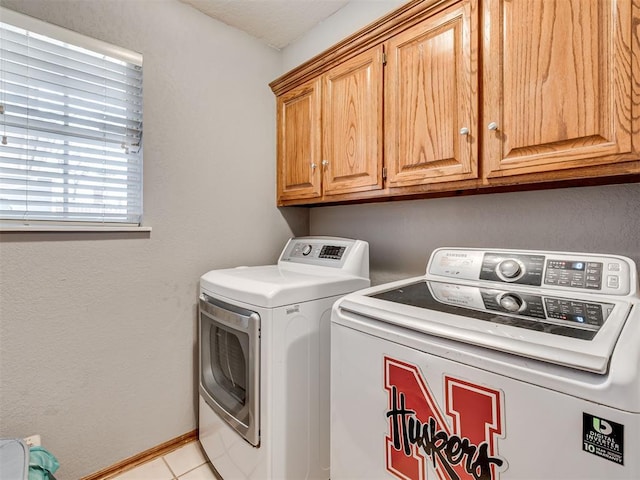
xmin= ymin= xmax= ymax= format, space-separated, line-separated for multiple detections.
xmin=0 ymin=225 xmax=152 ymax=233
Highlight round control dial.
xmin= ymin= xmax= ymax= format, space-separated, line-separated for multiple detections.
xmin=498 ymin=293 xmax=524 ymax=313
xmin=301 ymin=244 xmax=313 ymax=256
xmin=496 ymin=258 xmax=525 ymax=282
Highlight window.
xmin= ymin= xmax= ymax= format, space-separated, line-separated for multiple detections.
xmin=0 ymin=8 xmax=143 ymax=227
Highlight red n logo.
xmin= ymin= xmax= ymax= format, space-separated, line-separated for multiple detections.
xmin=384 ymin=356 xmax=505 ymax=480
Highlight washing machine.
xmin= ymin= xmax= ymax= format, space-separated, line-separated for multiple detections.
xmin=198 ymin=236 xmax=369 ymax=479
xmin=330 ymin=247 xmax=640 ymax=480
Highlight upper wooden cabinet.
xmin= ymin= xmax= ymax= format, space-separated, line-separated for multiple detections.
xmin=482 ymin=0 xmax=639 ymax=179
xmin=322 ymin=47 xmax=384 ymax=196
xmin=276 ymin=78 xmax=322 ymax=202
xmin=270 ymin=0 xmax=640 ymax=206
xmin=385 ymin=0 xmax=478 ymax=187
xmin=277 ymin=48 xmax=383 ymax=203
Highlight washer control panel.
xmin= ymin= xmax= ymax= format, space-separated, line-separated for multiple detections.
xmin=480 ymin=252 xmax=545 ymax=285
xmin=428 ymin=248 xmax=636 ymax=295
xmin=429 ymin=281 xmax=615 ymax=331
xmin=544 ymin=259 xmax=602 ymax=289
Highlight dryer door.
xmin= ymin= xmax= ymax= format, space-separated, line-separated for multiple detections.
xmin=199 ymin=294 xmax=260 ymax=446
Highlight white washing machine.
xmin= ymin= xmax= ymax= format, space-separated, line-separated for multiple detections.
xmin=198 ymin=236 xmax=369 ymax=479
xmin=330 ymin=247 xmax=640 ymax=480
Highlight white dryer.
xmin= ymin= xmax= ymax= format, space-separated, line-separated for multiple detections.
xmin=331 ymin=247 xmax=640 ymax=480
xmin=198 ymin=236 xmax=369 ymax=479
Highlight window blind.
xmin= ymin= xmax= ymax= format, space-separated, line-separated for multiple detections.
xmin=0 ymin=8 xmax=143 ymax=226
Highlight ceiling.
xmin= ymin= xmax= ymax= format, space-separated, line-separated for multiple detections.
xmin=180 ymin=0 xmax=351 ymax=50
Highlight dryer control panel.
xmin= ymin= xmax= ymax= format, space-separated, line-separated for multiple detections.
xmin=428 ymin=248 xmax=637 ymax=296
xmin=278 ymin=237 xmax=369 ymax=278
xmin=283 ymin=239 xmax=348 ymax=263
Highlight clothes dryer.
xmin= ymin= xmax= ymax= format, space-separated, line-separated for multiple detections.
xmin=198 ymin=237 xmax=369 ymax=479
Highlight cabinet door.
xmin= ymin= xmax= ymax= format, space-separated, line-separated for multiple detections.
xmin=483 ymin=0 xmax=638 ymax=179
xmin=385 ymin=0 xmax=478 ymax=187
xmin=276 ymin=79 xmax=322 ymax=202
xmin=322 ymin=46 xmax=384 ymax=196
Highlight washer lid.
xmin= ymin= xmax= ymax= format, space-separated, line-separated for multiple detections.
xmin=336 ymin=277 xmax=633 ymax=374
xmin=200 ymin=265 xmax=370 ymax=308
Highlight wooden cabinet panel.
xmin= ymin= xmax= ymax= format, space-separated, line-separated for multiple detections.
xmin=322 ymin=47 xmax=384 ymax=196
xmin=385 ymin=0 xmax=477 ymax=187
xmin=276 ymin=79 xmax=322 ymax=201
xmin=483 ymin=0 xmax=637 ymax=178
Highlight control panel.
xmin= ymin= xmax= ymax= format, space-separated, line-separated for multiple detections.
xmin=544 ymin=260 xmax=601 ymax=289
xmin=287 ymin=241 xmax=347 ymax=261
xmin=428 ymin=248 xmax=636 ymax=296
xmin=277 ymin=237 xmax=370 ymax=276
xmin=480 ymin=252 xmax=545 ymax=285
xmin=429 ymin=281 xmax=615 ymax=330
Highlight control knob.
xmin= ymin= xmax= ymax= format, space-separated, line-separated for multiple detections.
xmin=498 ymin=259 xmax=523 ymax=280
xmin=498 ymin=293 xmax=524 ymax=313
xmin=302 ymin=244 xmax=313 ymax=256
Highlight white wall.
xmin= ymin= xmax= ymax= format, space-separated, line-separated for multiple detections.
xmin=281 ymin=0 xmax=405 ymax=71
xmin=310 ymin=184 xmax=640 ymax=284
xmin=280 ymin=2 xmax=640 ymax=285
xmin=0 ymin=1 xmax=306 ymax=478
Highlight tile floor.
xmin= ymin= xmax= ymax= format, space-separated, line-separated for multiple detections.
xmin=111 ymin=441 xmax=219 ymax=480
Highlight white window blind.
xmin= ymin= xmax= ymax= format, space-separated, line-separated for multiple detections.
xmin=0 ymin=8 xmax=143 ymax=226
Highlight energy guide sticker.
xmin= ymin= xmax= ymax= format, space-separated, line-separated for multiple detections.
xmin=583 ymin=413 xmax=624 ymax=465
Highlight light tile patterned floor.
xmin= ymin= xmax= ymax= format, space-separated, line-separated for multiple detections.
xmin=112 ymin=441 xmax=219 ymax=480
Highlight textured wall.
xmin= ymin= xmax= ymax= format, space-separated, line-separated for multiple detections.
xmin=281 ymin=0 xmax=406 ymax=72
xmin=310 ymin=184 xmax=640 ymax=285
xmin=0 ymin=1 xmax=307 ymax=478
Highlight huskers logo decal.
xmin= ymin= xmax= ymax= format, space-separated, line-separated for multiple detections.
xmin=384 ymin=357 xmax=506 ymax=480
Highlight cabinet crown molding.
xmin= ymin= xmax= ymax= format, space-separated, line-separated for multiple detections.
xmin=269 ymin=0 xmax=456 ymax=96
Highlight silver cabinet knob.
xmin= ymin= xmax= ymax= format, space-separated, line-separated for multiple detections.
xmin=459 ymin=127 xmax=470 ymax=135
xmin=321 ymin=160 xmax=329 ymax=167
xmin=488 ymin=122 xmax=499 ymax=131
xmin=311 ymin=162 xmax=317 ymax=169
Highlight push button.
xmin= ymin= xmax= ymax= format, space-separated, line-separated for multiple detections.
xmin=607 ymin=275 xmax=620 ymax=289
xmin=608 ymin=263 xmax=621 ymax=272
